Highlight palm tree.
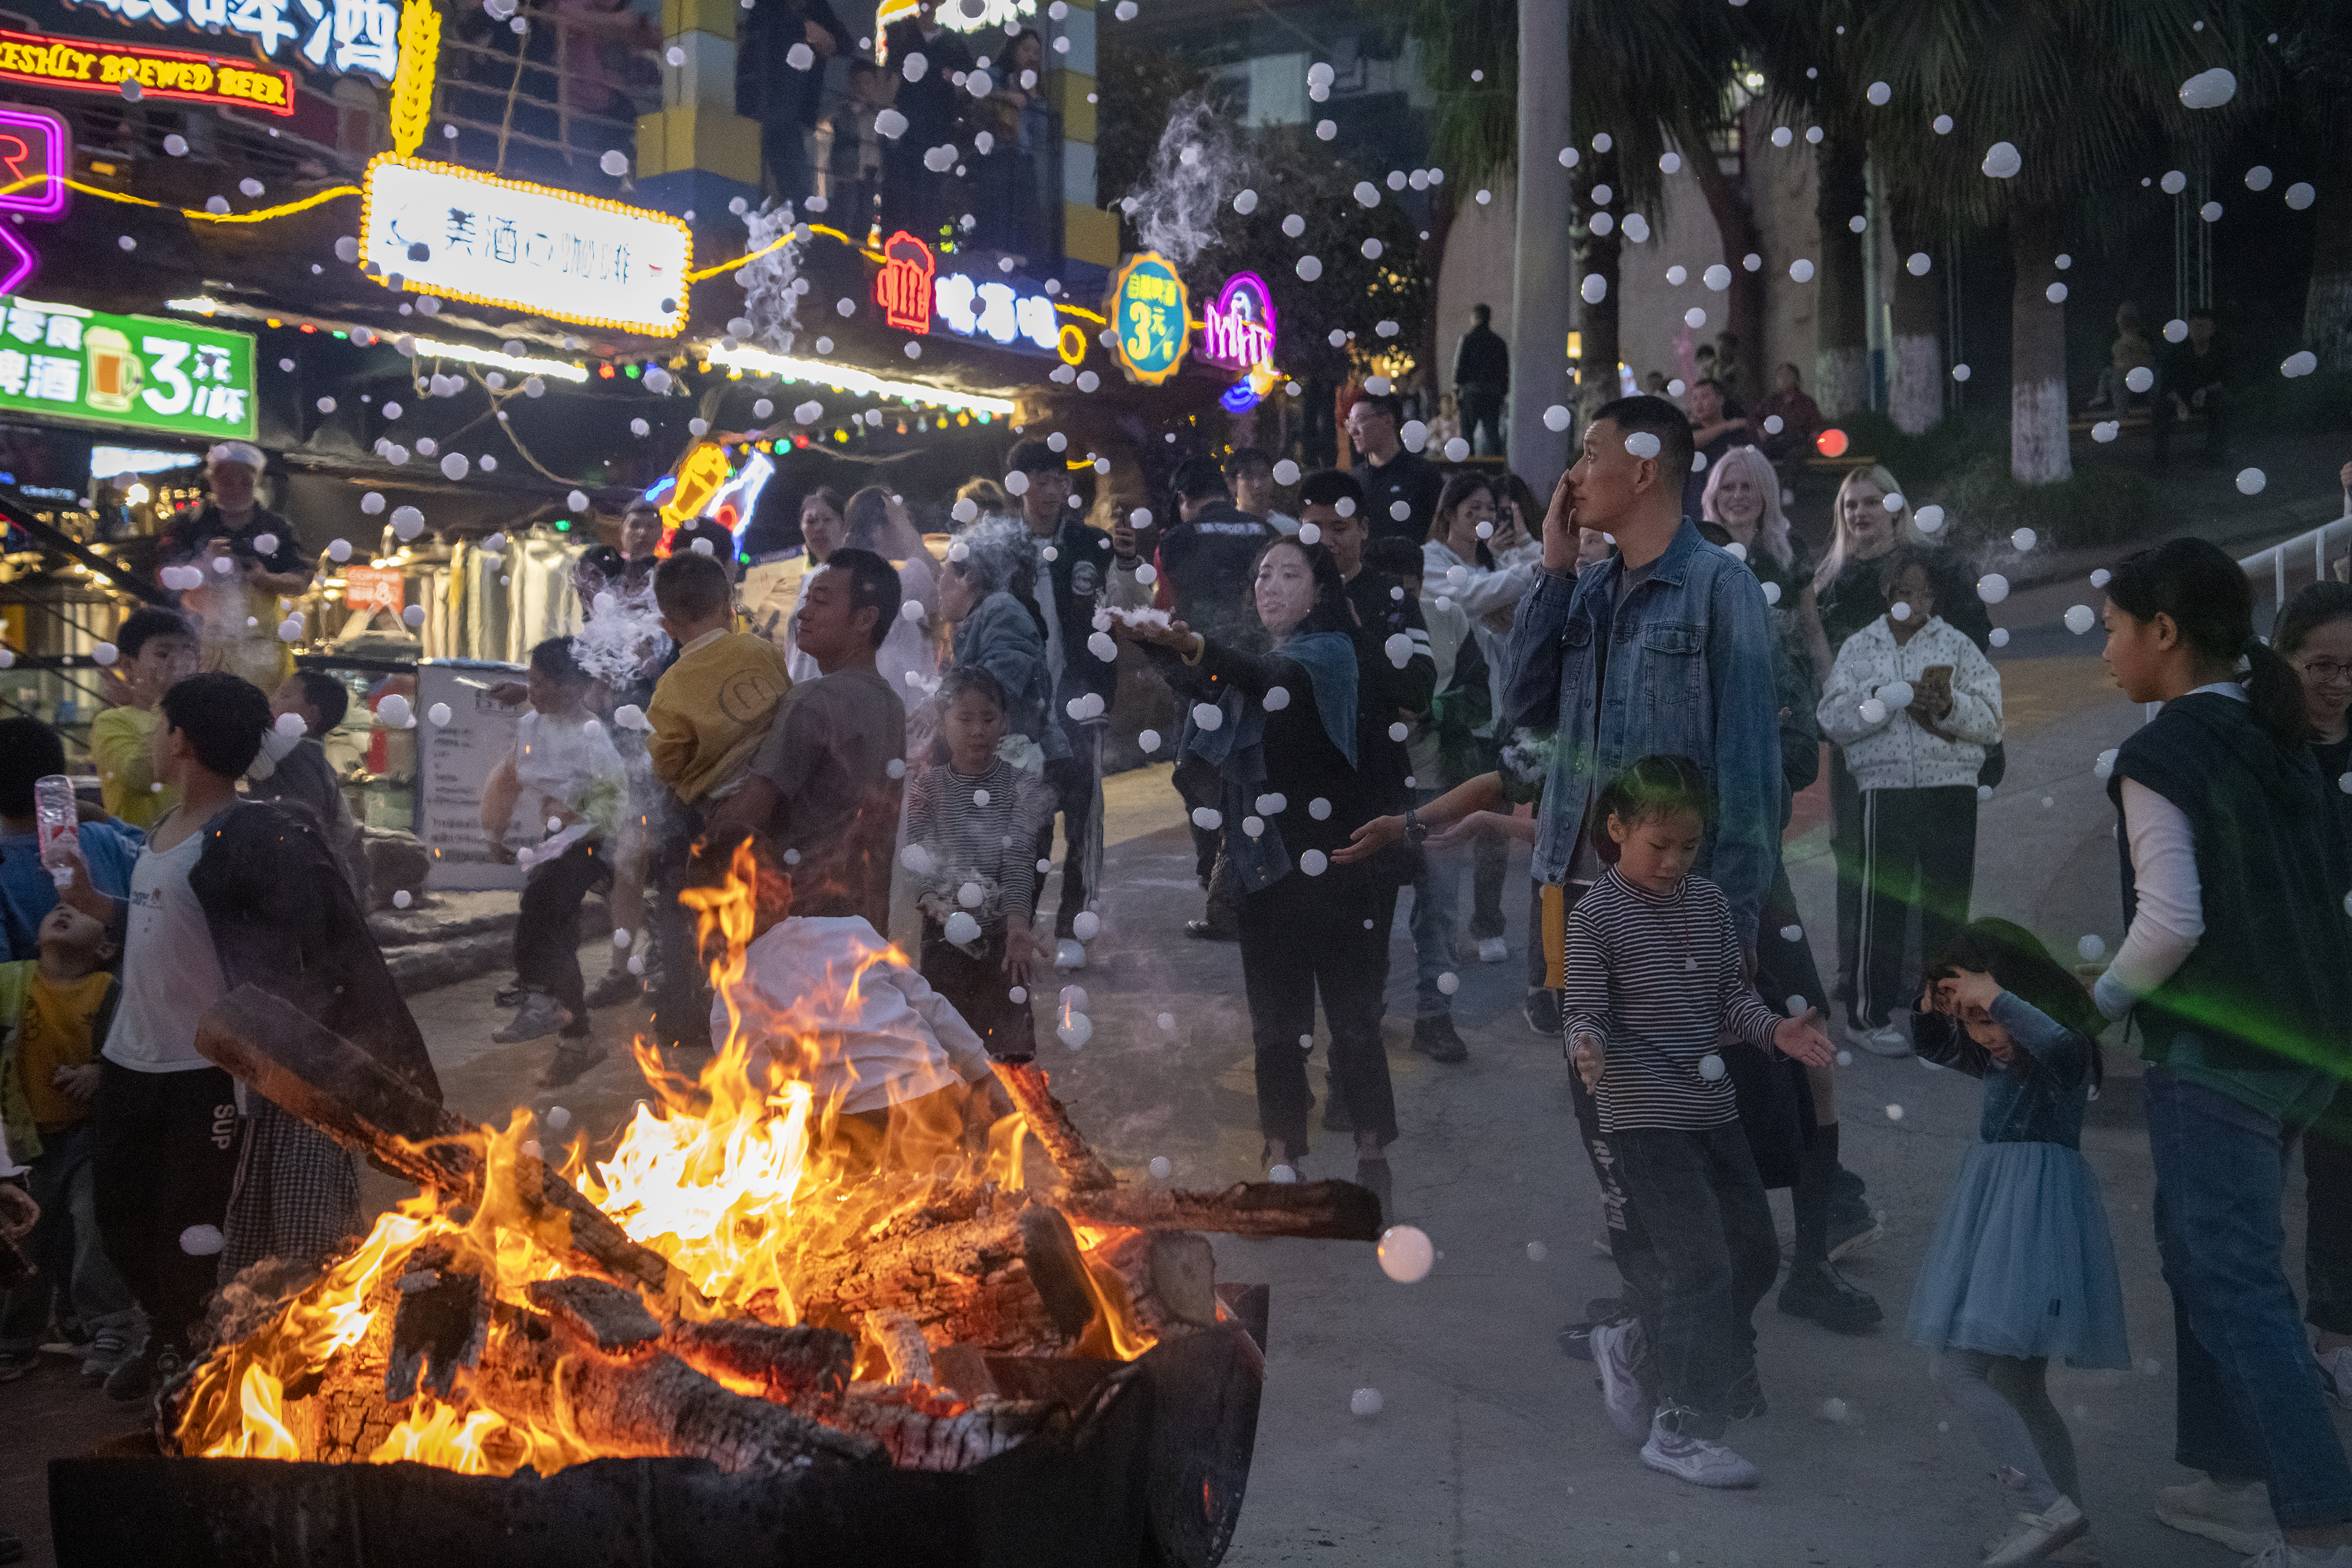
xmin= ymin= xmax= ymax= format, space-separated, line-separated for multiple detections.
xmin=1859 ymin=0 xmax=2264 ymax=482
xmin=1400 ymin=0 xmax=1743 ymax=417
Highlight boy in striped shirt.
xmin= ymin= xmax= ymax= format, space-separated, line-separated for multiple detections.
xmin=1564 ymin=756 xmax=1835 ymax=1490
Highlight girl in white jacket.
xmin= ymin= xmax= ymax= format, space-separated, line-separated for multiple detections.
xmin=1817 ymin=545 xmax=2004 ymax=1057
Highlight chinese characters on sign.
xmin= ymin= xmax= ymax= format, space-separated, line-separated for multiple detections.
xmin=57 ymin=0 xmax=398 ymax=77
xmin=360 ymin=156 xmax=693 ymax=336
xmin=874 ymin=230 xmax=936 ymax=334
xmin=0 ymin=105 xmax=67 ymax=296
xmin=0 ymin=294 xmax=257 ymax=438
xmin=1105 ymin=251 xmax=1189 ymax=386
xmin=341 ymin=564 xmax=404 ymax=613
xmin=0 ymin=29 xmax=292 ymax=110
xmin=934 ymin=270 xmax=1058 ymax=352
xmin=1202 ymin=272 xmax=1277 ymax=372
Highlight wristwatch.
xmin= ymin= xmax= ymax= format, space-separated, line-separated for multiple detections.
xmin=1404 ymin=807 xmax=1427 ymax=845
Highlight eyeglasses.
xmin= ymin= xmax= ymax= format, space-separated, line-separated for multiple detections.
xmin=2297 ymin=659 xmax=2352 ymax=683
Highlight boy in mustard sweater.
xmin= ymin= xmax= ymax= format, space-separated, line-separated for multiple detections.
xmin=644 ymin=549 xmax=790 ymax=1052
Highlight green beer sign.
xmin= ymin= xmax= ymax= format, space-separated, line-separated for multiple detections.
xmin=0 ymin=294 xmax=257 ymax=440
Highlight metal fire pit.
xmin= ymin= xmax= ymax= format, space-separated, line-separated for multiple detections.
xmin=48 ymin=1291 xmax=1268 ymax=1568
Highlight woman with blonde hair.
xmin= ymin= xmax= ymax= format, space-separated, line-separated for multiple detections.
xmin=1809 ymin=463 xmax=1995 ymax=1070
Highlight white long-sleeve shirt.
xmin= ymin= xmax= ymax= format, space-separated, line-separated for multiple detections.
xmin=2093 ymin=682 xmax=2241 ymax=1021
xmin=717 ymin=916 xmax=994 ymax=1113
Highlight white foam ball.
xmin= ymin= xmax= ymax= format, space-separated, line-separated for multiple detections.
xmin=2288 ymin=183 xmax=2316 ymax=212
xmin=2284 ymin=350 xmax=2319 ymax=378
xmin=1268 ymin=1163 xmax=1298 ymax=1183
xmin=1878 ymin=681 xmax=1915 ymax=710
xmin=1192 ymin=702 xmax=1223 ymax=732
xmin=957 ymin=880 xmax=985 ymax=908
xmin=391 ymin=504 xmax=425 ymax=539
xmin=2011 ymin=527 xmax=2038 ymax=552
xmin=1149 ymin=1155 xmax=1173 ymax=1179
xmin=1981 ymin=141 xmax=2021 ymax=179
xmin=1191 ymin=806 xmax=1223 ymax=831
xmin=1437 ymin=972 xmax=1459 ymax=995
xmin=179 ymin=1224 xmax=224 ymax=1256
xmin=1543 ymin=404 xmax=1572 ymax=432
xmin=1624 ymin=431 xmax=1662 ymax=459
xmin=2178 ymin=66 xmax=2236 ymax=109
xmin=944 ymin=910 xmax=982 ymax=946
xmin=376 ymin=694 xmax=412 ymax=727
xmin=1581 ymin=273 xmax=1608 ymax=304
xmin=393 ymin=890 xmax=412 ymax=909
xmin=1263 ymin=686 xmax=1291 ymax=712
xmin=1377 ymin=1225 xmax=1434 ymax=1283
xmin=1299 ymin=849 xmax=1329 ymax=876
xmin=328 ymin=539 xmax=353 ymax=562
xmin=1350 ymin=1388 xmax=1384 ymax=1417
xmin=1699 ymin=1053 xmax=1726 ymax=1081
xmin=1977 ymin=574 xmax=2010 ymax=604
xmin=91 ymin=641 xmax=119 ymax=666
xmin=1138 ymin=729 xmax=1162 ymax=754
xmin=1295 ymin=255 xmax=1323 ymax=282
xmin=274 ymin=711 xmax=306 ymax=739
xmin=2065 ymin=604 xmax=2096 ymax=635
xmin=1789 ymin=258 xmax=1815 ymax=283
xmin=1308 ymin=798 xmax=1331 ymax=821
xmin=2237 ymin=468 xmax=2267 ymax=495
xmin=440 ymin=452 xmax=470 ymax=481
xmin=1858 ymin=697 xmax=1888 ymax=725
xmin=900 ymin=843 xmax=935 ymax=875
xmin=598 ymin=149 xmax=628 ymax=177
xmin=1885 ymin=1104 xmax=1905 ymax=1121
xmin=1915 ymin=504 xmax=1946 ymax=534
xmin=1989 ymin=628 xmax=2010 ymax=648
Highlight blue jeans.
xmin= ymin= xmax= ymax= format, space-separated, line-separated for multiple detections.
xmin=2 ymin=1120 xmax=139 ymax=1352
xmin=1405 ymin=789 xmax=1459 ymax=1019
xmin=2145 ymin=1067 xmax=2352 ymax=1527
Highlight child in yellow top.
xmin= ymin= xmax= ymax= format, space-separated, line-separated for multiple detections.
xmin=87 ymin=608 xmax=197 ymax=831
xmin=0 ymin=900 xmax=137 ymax=1380
xmin=646 ymin=550 xmax=791 ymax=805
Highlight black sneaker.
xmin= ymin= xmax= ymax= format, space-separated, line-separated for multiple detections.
xmin=494 ymin=981 xmax=524 ymax=1008
xmin=1521 ymin=988 xmax=1561 ymax=1036
xmin=1778 ymin=1260 xmax=1883 ymax=1333
xmin=1412 ymin=1016 xmax=1469 ymax=1063
xmin=584 ymin=969 xmax=642 ymax=1008
xmin=102 ymin=1339 xmax=166 ymax=1402
xmin=1556 ymin=1321 xmax=1596 ymax=1361
xmin=1184 ymin=918 xmax=1239 ymax=941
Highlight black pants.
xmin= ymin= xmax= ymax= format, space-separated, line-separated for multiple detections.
xmin=920 ymin=918 xmax=1036 ymax=1062
xmin=1037 ymin=743 xmax=1098 ymax=938
xmin=1829 ymin=750 xmax=1863 ymax=1011
xmin=1469 ymin=825 xmax=1509 ymax=940
xmin=2309 ymin=1090 xmax=2352 ymax=1336
xmin=1458 ymin=389 xmax=1505 ymax=456
xmin=514 ymin=839 xmax=613 ymax=1039
xmin=1855 ymin=785 xmax=1978 ymax=1028
xmin=2152 ymin=384 xmax=2228 ymax=467
xmin=650 ymin=811 xmax=713 ymax=1053
xmin=760 ymin=117 xmax=814 ymax=211
xmin=1240 ymin=871 xmax=1396 ymax=1155
xmin=1613 ymin=1123 xmax=1780 ymax=1438
xmin=93 ymin=1060 xmax=239 ymax=1351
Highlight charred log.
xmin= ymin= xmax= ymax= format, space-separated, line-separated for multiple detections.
xmin=1057 ymin=1180 xmax=1382 ymax=1242
xmin=997 ymin=1064 xmax=1117 ymax=1191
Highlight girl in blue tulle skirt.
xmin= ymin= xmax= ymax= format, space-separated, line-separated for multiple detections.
xmin=1904 ymin=918 xmax=2129 ymax=1568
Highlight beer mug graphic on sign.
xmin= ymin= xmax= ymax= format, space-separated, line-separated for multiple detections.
xmin=85 ymin=326 xmax=142 ymax=413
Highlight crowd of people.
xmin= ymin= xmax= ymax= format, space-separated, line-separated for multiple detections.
xmin=2 ymin=381 xmax=2348 ymax=1568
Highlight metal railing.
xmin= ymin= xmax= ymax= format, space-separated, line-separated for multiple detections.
xmin=2239 ymin=512 xmax=2352 ymax=633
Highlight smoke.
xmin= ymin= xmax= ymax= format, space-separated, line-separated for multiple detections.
xmin=572 ymin=578 xmax=667 ymax=693
xmin=740 ymin=202 xmax=805 ymax=354
xmin=1121 ymin=90 xmax=1248 ymax=267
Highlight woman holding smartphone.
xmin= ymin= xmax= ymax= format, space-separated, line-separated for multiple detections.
xmin=1815 ymin=546 xmax=2005 ymax=1058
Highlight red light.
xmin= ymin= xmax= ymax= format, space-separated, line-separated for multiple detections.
xmin=598 ymin=364 xmax=615 ymax=379
xmin=1815 ymin=427 xmax=1850 ymax=458
xmin=299 ymin=323 xmax=315 ymax=333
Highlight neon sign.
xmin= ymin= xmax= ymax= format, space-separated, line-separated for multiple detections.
xmin=1203 ymin=271 xmax=1276 ymax=372
xmin=0 ymin=30 xmax=293 ymax=111
xmin=1105 ymin=251 xmax=1189 ymax=387
xmin=359 ymin=155 xmax=693 ymax=336
xmin=0 ymin=292 xmax=258 ymax=440
xmin=874 ymin=231 xmax=936 ymax=335
xmin=934 ymin=271 xmax=1058 ymax=351
xmin=60 ymin=0 xmax=400 ymax=79
xmin=0 ymin=105 xmax=66 ymax=296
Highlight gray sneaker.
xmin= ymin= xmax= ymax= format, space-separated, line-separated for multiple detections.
xmin=1589 ymin=1319 xmax=1653 ymax=1444
xmin=80 ymin=1327 xmax=137 ymax=1382
xmin=2153 ymin=1474 xmax=2273 ymax=1557
xmin=493 ymin=991 xmax=571 ymax=1044
xmin=1639 ymin=1410 xmax=1759 ymax=1488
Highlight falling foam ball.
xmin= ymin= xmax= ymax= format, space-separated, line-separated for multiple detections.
xmin=2064 ymin=604 xmax=2096 ymax=635
xmin=1951 ymin=363 xmax=1972 ymax=382
xmin=1543 ymin=404 xmax=1572 ymax=432
xmin=441 ymin=453 xmax=470 ymax=481
xmin=1579 ymin=273 xmax=1608 ymax=305
xmin=1296 ymin=255 xmax=1323 ymax=282
xmin=1981 ymin=142 xmax=2021 ymax=179
xmin=2046 ymin=281 xmax=2068 ymax=304
xmin=180 ymin=1224 xmax=225 ymax=1256
xmin=1137 ymin=728 xmax=1161 ymax=754
xmin=1268 ymin=1163 xmax=1298 ymax=1184
xmin=1977 ymin=574 xmax=2010 ymax=604
xmin=1377 ymin=1225 xmax=1435 ymax=1283
xmin=1263 ymin=685 xmax=1292 ymax=712
xmin=1623 ymin=431 xmax=1662 ymax=459
xmin=1350 ymin=1388 xmax=1384 ymax=1417
xmin=1857 ymin=697 xmax=1888 ymax=725
xmin=1879 ymin=681 xmax=1915 ymax=710
xmin=599 ymin=149 xmax=629 ymax=176
xmin=391 ymin=505 xmax=426 ymax=540
xmin=2284 ymin=350 xmax=2319 ymax=378
xmin=1885 ymin=1104 xmax=1905 ymax=1121
xmin=1821 ymin=1398 xmax=1850 ymax=1423
xmin=957 ymin=881 xmax=985 ymax=909
xmin=119 ymin=235 xmax=136 ymax=251
xmin=2164 ymin=318 xmax=2189 ymax=343
xmin=2162 ymin=168 xmax=2189 ymax=195
xmin=328 ymin=539 xmax=353 ymax=561
xmin=2178 ymin=66 xmax=2236 ymax=108
xmin=1762 ymin=581 xmax=1782 ymax=606
xmin=2010 ymin=527 xmax=2037 ymax=552
xmin=1699 ymin=1053 xmax=1726 ymax=1081
xmin=1436 ymin=972 xmax=1460 ymax=996
xmin=2236 ymin=468 xmax=2267 ymax=495
xmin=630 ymin=418 xmax=650 ymax=436
xmin=2287 ymin=182 xmax=2316 ymax=211
xmin=1190 ymin=806 xmax=1223 ymax=831
xmin=944 ymin=910 xmax=982 ymax=946
xmin=1684 ymin=306 xmax=1708 ymax=330
xmin=274 ymin=711 xmax=306 ymax=739
xmin=377 ymin=695 xmax=414 ymax=730
xmin=1299 ymin=849 xmax=1329 ymax=877
xmin=1933 ymin=113 xmax=1954 ymax=134
xmin=1308 ymin=798 xmax=1331 ymax=821
xmin=786 ymin=39 xmax=814 ymax=69
xmin=2077 ymin=933 xmax=2107 ymax=963
xmin=1315 ymin=119 xmax=1335 ymax=141
xmin=1789 ymin=258 xmax=1815 ymax=283
xmin=1866 ymin=79 xmax=1890 ymax=106
xmin=1071 ymin=911 xmax=1101 ymax=941
xmin=1147 ymin=1156 xmax=1173 ymax=1181
xmin=1989 ymin=629 xmax=2009 ymax=648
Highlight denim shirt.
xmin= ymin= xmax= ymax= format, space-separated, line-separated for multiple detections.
xmin=1497 ymin=518 xmax=1783 ymax=942
xmin=1907 ymin=991 xmax=2093 ymax=1149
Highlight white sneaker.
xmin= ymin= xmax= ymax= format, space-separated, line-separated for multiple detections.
xmin=1477 ymin=936 xmax=1508 ymax=964
xmin=1983 ymin=1496 xmax=2089 ymax=1567
xmin=2155 ymin=1474 xmax=2275 ymax=1557
xmin=1589 ymin=1320 xmax=1653 ymax=1444
xmin=1639 ymin=1411 xmax=1758 ymax=1489
xmin=1054 ymin=938 xmax=1086 ymax=970
xmin=2239 ymin=1544 xmax=2352 ymax=1568
xmin=2319 ymin=1343 xmax=2352 ymax=1411
xmin=1855 ymin=1022 xmax=1913 ymax=1058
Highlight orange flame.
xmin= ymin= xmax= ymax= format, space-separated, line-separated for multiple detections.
xmin=177 ymin=837 xmax=1156 ymax=1473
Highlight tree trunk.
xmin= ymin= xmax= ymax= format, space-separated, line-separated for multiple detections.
xmin=1574 ymin=149 xmax=1622 ymax=421
xmin=2304 ymin=167 xmax=2352 ymax=372
xmin=1682 ymin=115 xmax=1765 ymax=404
xmin=1886 ymin=197 xmax=1944 ymax=435
xmin=1813 ymin=126 xmax=1869 ymax=419
xmin=1509 ymin=0 xmax=1575 ymax=485
xmin=1420 ymin=187 xmax=1458 ymax=420
xmin=2008 ymin=200 xmax=2072 ymax=484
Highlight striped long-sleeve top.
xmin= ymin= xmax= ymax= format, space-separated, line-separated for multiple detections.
xmin=903 ymin=757 xmax=1057 ymax=929
xmin=1564 ymin=867 xmax=1788 ymax=1133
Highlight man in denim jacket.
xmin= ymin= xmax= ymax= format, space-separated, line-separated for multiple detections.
xmin=1498 ymin=395 xmax=1785 ymax=1440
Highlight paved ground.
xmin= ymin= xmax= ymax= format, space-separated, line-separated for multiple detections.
xmin=6 ymin=439 xmax=2350 ymax=1565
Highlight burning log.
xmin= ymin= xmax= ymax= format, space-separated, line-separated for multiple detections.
xmin=662 ymin=1315 xmax=852 ymax=1403
xmin=1081 ymin=1229 xmax=1218 ymax=1342
xmin=194 ymin=985 xmax=704 ymax=1309
xmin=782 ymin=1200 xmax=1074 ymax=1355
xmin=812 ymin=1384 xmax=1071 ymax=1471
xmin=863 ymin=1310 xmax=933 ymax=1385
xmin=997 ymin=1063 xmax=1117 ymax=1191
xmin=1057 ymin=1180 xmax=1383 ymax=1242
xmin=385 ymin=1246 xmax=490 ymax=1401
